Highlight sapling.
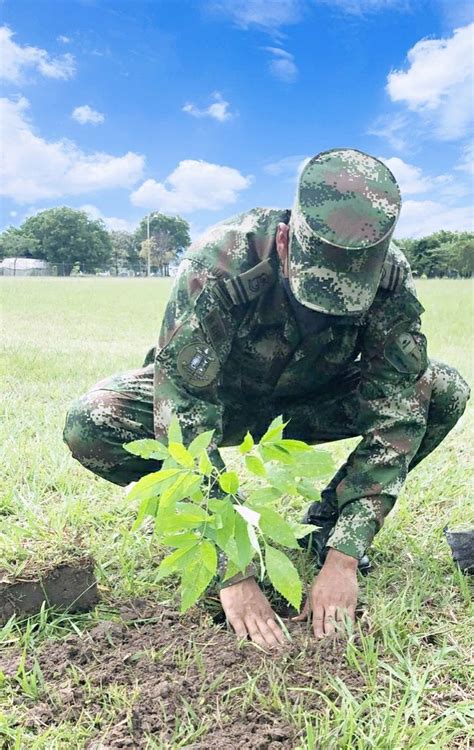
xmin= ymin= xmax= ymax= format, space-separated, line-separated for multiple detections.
xmin=124 ymin=416 xmax=334 ymax=613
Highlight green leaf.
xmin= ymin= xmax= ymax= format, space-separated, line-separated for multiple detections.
xmin=200 ymin=540 xmax=218 ymax=574
xmin=218 ymin=471 xmax=239 ymax=495
xmin=198 ymin=451 xmax=213 ymax=477
xmin=247 ymin=523 xmax=264 ymax=575
xmin=168 ymin=442 xmax=194 ymax=468
xmin=293 ymin=450 xmax=335 ymax=479
xmin=260 ymin=415 xmax=288 ymax=444
xmin=259 ymin=508 xmax=300 ymax=549
xmin=265 ymin=544 xmax=302 ymax=610
xmin=180 ymin=560 xmax=215 ymax=613
xmin=213 ymin=503 xmax=235 ymax=549
xmin=208 ymin=498 xmax=228 ymax=513
xmin=156 ymin=541 xmax=199 ymax=581
xmin=296 ymin=479 xmax=322 ymax=502
xmin=124 ymin=439 xmax=169 ymax=460
xmin=161 ymin=506 xmax=211 ymax=534
xmin=260 ymin=444 xmax=293 ymax=465
xmin=245 ymin=455 xmax=266 ymax=477
xmin=132 ymin=495 xmax=158 ymax=530
xmin=291 ymin=522 xmax=320 ymax=539
xmin=155 ymin=473 xmax=198 ymax=528
xmin=168 ymin=415 xmax=182 ymax=444
xmin=189 ymin=487 xmax=204 ymax=503
xmin=175 ymin=502 xmax=211 ymax=519
xmin=239 ymin=431 xmax=254 ymax=454
xmin=188 ymin=430 xmax=215 ymax=458
xmin=127 ymin=469 xmax=182 ymax=503
xmin=223 ymin=513 xmax=253 ymax=570
xmin=266 ymin=466 xmax=298 ymax=495
xmin=277 ymin=439 xmax=311 ymax=453
xmin=222 ymin=558 xmax=240 ymax=582
xmin=247 ymin=486 xmax=281 ymax=506
xmin=161 ymin=531 xmax=200 ymax=548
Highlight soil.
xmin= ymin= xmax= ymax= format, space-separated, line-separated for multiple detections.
xmin=0 ymin=557 xmax=99 ymax=625
xmin=1 ymin=598 xmax=362 ymax=749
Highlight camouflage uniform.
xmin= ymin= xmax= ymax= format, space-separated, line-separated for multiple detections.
xmin=64 ymin=150 xmax=470 ymax=560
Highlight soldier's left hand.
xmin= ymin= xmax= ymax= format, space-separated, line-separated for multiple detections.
xmin=293 ymin=548 xmax=358 ymax=638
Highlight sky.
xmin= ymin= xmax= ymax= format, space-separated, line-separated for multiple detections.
xmin=0 ymin=0 xmax=473 ymax=239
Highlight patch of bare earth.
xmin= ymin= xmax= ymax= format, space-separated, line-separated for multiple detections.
xmin=1 ymin=599 xmax=363 ymax=749
xmin=0 ymin=557 xmax=98 ymax=624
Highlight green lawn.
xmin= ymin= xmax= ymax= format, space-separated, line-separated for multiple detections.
xmin=1 ymin=278 xmax=473 ymax=749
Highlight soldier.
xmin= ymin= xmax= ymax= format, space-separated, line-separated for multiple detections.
xmin=64 ymin=149 xmax=470 ymax=649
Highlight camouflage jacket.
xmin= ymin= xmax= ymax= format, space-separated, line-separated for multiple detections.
xmin=152 ymin=208 xmax=430 ymax=558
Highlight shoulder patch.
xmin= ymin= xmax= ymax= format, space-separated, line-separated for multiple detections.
xmin=379 ymin=260 xmax=405 ymax=292
xmin=176 ymin=340 xmax=219 ymax=388
xmin=384 ymin=326 xmax=426 ymax=374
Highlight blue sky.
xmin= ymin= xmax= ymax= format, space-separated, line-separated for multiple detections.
xmin=1 ymin=0 xmax=473 ymax=238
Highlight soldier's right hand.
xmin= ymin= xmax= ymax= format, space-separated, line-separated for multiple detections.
xmin=219 ymin=577 xmax=286 ymax=650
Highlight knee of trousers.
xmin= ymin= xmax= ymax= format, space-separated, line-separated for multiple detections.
xmin=63 ymin=389 xmax=125 ymax=466
xmin=429 ymin=360 xmax=471 ymax=425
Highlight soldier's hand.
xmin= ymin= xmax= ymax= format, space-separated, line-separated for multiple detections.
xmin=293 ymin=548 xmax=358 ymax=638
xmin=220 ymin=577 xmax=286 ymax=650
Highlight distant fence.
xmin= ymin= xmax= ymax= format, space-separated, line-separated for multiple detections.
xmin=0 ymin=258 xmax=177 ymax=277
xmin=0 ymin=259 xmax=74 ymax=276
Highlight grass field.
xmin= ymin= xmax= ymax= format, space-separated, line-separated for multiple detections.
xmin=1 ymin=277 xmax=473 ymax=749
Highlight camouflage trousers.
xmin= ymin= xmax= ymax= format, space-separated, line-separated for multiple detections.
xmin=65 ymin=358 xmax=469 ymax=491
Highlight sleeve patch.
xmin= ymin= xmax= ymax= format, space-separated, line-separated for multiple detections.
xmin=202 ymin=308 xmax=227 ymax=350
xmin=176 ymin=340 xmax=219 ymax=388
xmin=384 ymin=330 xmax=425 ymax=374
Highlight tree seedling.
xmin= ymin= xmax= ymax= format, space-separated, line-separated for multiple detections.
xmin=124 ymin=416 xmax=334 ymax=613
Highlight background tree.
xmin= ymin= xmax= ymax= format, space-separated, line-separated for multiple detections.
xmin=0 ymin=227 xmax=40 ymax=260
xmin=396 ymin=231 xmax=473 ymax=278
xmin=19 ymin=207 xmax=112 ymax=274
xmin=448 ymin=236 xmax=474 ymax=278
xmin=135 ymin=213 xmax=191 ymax=276
xmin=109 ymin=230 xmax=140 ymax=275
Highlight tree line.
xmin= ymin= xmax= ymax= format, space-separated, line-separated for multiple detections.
xmin=396 ymin=231 xmax=473 ymax=278
xmin=0 ymin=207 xmax=191 ymax=276
xmin=0 ymin=206 xmax=472 ymax=277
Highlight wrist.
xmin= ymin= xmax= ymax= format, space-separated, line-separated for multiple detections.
xmin=219 ymin=563 xmax=257 ymax=590
xmin=325 ymin=547 xmax=358 ymax=571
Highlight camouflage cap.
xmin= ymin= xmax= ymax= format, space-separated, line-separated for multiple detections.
xmin=288 ymin=148 xmax=401 ymax=316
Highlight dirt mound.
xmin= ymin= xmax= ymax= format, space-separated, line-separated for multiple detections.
xmin=0 ymin=557 xmax=98 ymax=624
xmin=2 ymin=599 xmax=361 ymax=748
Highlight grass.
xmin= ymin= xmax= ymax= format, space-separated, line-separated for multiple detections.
xmin=1 ymin=277 xmax=473 ymax=749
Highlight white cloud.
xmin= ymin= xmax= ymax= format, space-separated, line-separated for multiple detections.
xmin=386 ymin=24 xmax=474 ymax=140
xmin=210 ymin=0 xmax=302 ymax=31
xmin=72 ymin=104 xmax=105 ymax=125
xmin=0 ymin=97 xmax=144 ymax=203
xmin=79 ymin=204 xmax=137 ymax=233
xmin=0 ymin=26 xmax=75 ymax=83
xmin=379 ymin=156 xmax=451 ymax=195
xmin=396 ymin=199 xmax=473 ymax=237
xmin=314 ymin=0 xmax=408 ymax=14
xmin=9 ymin=210 xmax=17 ymax=217
xmin=456 ymin=143 xmax=474 ymax=176
xmin=265 ymin=47 xmax=298 ymax=82
xmin=57 ymin=35 xmax=71 ymax=44
xmin=211 ymin=0 xmax=405 ymax=30
xmin=183 ymin=92 xmax=234 ymax=122
xmin=130 ymin=159 xmax=252 ymax=213
xmin=263 ymin=154 xmax=310 ymax=178
xmin=367 ymin=114 xmax=410 ymax=151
